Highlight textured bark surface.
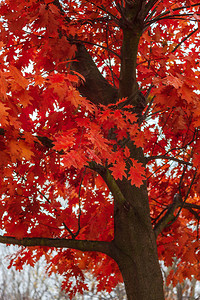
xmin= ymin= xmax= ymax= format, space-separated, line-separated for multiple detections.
xmin=110 ymin=3 xmax=164 ymax=298
xmin=113 ymin=183 xmax=164 ymax=300
xmin=71 ymin=43 xmax=118 ymax=105
xmin=111 ymin=149 xmax=164 ymax=299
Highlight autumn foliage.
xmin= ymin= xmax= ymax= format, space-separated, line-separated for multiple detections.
xmin=0 ymin=0 xmax=200 ymax=299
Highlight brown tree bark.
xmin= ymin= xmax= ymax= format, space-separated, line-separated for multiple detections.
xmin=112 ymin=2 xmax=164 ymax=299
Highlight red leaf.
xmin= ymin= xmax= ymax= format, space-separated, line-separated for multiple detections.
xmin=110 ymin=161 xmax=126 ymax=180
xmin=124 ymin=146 xmax=130 ymax=158
xmin=128 ymin=159 xmax=145 ymax=188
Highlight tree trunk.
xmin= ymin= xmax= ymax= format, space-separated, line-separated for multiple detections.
xmin=117 ymin=254 xmax=164 ymax=300
xmin=110 ymin=175 xmax=164 ymax=300
xmin=110 ymin=2 xmax=165 ymax=298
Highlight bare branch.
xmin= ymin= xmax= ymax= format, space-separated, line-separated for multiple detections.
xmin=0 ymin=236 xmax=112 ymax=256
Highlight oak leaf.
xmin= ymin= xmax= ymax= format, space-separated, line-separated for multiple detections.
xmin=128 ymin=159 xmax=145 ymax=188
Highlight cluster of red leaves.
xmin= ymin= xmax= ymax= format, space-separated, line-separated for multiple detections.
xmin=0 ymin=0 xmax=200 ymax=296
xmin=140 ymin=3 xmax=200 ymax=285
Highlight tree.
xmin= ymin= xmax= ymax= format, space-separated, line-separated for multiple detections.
xmin=0 ymin=0 xmax=200 ymax=299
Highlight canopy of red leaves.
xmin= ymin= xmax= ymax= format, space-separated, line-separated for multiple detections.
xmin=0 ymin=0 xmax=200 ymax=297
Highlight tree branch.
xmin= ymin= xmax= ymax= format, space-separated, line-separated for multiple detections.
xmin=88 ymin=162 xmax=127 ymax=208
xmin=154 ymin=172 xmax=198 ymax=237
xmin=119 ymin=2 xmax=143 ymax=99
xmin=146 ymin=4 xmax=200 ymax=27
xmin=81 ymin=0 xmax=120 ymax=22
xmin=0 ymin=236 xmax=112 ymax=256
xmin=71 ymin=43 xmax=118 ymax=105
xmin=146 ymin=155 xmax=193 ymax=166
xmin=183 ymin=205 xmax=199 ymax=220
xmin=73 ymin=39 xmax=121 ymax=59
xmin=52 ymin=0 xmax=118 ymax=106
xmin=172 ymin=28 xmax=198 ymax=53
xmin=154 ymin=193 xmax=181 ymax=238
xmin=144 ymin=0 xmax=159 ymax=18
xmin=183 ymin=202 xmax=200 ymax=210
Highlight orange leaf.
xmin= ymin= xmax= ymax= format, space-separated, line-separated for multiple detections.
xmin=10 ymin=66 xmax=28 ymax=89
xmin=0 ymin=102 xmax=9 ymax=125
xmin=0 ymin=71 xmax=8 ymax=98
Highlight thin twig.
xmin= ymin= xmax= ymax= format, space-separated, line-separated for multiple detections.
xmin=197 ymin=218 xmax=199 ymax=241
xmin=106 ymin=24 xmax=117 ymax=88
xmin=167 ymin=171 xmax=197 ymax=227
xmin=145 ymin=3 xmax=200 ymax=26
xmin=143 ymin=95 xmax=155 ymax=120
xmin=73 ymin=39 xmax=121 ymax=59
xmin=152 ymin=206 xmax=168 ymax=225
xmin=74 ymin=168 xmax=86 ymax=238
xmin=81 ymin=0 xmax=120 ymax=22
xmin=146 ymin=155 xmax=193 ymax=166
xmin=15 ymin=172 xmax=76 ymax=239
xmin=172 ymin=28 xmax=198 ymax=53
